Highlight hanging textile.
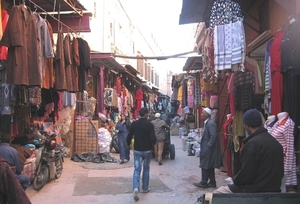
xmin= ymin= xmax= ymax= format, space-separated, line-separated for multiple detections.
xmin=55 ymin=31 xmax=67 ymax=90
xmin=0 ymin=5 xmax=41 ymax=86
xmin=43 ymin=21 xmax=55 ymax=89
xmin=209 ymin=0 xmax=243 ymax=30
xmin=71 ymin=37 xmax=80 ymax=92
xmin=77 ymin=38 xmax=91 ymax=92
xmin=270 ymin=30 xmax=284 ymax=115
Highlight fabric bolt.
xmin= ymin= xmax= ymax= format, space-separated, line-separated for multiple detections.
xmin=214 ymin=23 xmax=232 ymax=70
xmin=0 ymin=5 xmax=41 ymax=86
xmin=269 ymin=116 xmax=297 ymax=185
xmin=270 ymin=30 xmax=284 ymax=115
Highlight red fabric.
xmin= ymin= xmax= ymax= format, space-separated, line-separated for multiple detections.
xmin=116 ymin=77 xmax=121 ymax=95
xmin=0 ymin=10 xmax=9 ymax=60
xmin=223 ymin=115 xmax=234 ymax=177
xmin=270 ymin=30 xmax=284 ymax=115
xmin=135 ymin=89 xmax=143 ymax=100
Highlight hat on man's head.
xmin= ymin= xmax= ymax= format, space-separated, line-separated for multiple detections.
xmin=203 ymin=107 xmax=212 ymax=115
xmin=155 ymin=113 xmax=161 ymax=118
xmin=243 ymin=109 xmax=262 ymax=127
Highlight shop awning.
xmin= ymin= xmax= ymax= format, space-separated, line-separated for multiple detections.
xmin=29 ymin=0 xmax=86 ymax=16
xmin=91 ymin=52 xmax=125 ymax=73
xmin=124 ymin=65 xmax=140 ymax=75
xmin=182 ymin=56 xmax=202 ymax=72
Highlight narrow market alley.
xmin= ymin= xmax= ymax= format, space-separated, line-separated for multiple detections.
xmin=26 ymin=135 xmax=228 ymax=204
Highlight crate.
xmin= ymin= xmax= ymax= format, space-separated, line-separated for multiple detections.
xmin=74 ymin=120 xmax=98 ymax=154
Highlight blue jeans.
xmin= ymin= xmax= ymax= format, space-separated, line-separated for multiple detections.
xmin=16 ymin=174 xmax=30 ymax=190
xmin=133 ymin=150 xmax=152 ymax=191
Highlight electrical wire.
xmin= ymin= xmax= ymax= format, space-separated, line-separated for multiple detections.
xmin=112 ymin=50 xmax=199 ymax=60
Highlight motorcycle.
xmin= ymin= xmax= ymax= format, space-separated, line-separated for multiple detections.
xmin=32 ymin=132 xmax=66 ymax=191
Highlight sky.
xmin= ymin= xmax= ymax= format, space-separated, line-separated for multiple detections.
xmin=120 ymin=0 xmax=197 ymax=73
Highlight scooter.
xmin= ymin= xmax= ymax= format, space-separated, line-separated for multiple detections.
xmin=32 ymin=133 xmax=66 ymax=191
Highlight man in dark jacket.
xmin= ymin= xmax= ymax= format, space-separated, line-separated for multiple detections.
xmin=193 ymin=108 xmax=222 ymax=188
xmin=214 ymin=109 xmax=284 ymax=193
xmin=127 ymin=107 xmax=156 ymax=201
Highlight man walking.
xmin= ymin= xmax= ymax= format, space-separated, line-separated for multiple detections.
xmin=193 ymin=107 xmax=222 ymax=188
xmin=127 ymin=107 xmax=156 ymax=201
xmin=151 ymin=112 xmax=170 ymax=166
xmin=213 ymin=109 xmax=284 ymax=193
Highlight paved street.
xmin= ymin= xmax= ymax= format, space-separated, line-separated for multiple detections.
xmin=26 ymin=136 xmax=229 ymax=204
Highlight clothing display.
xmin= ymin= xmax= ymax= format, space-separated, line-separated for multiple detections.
xmin=267 ymin=114 xmax=297 ymax=186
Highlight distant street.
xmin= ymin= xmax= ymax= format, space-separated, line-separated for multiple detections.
xmin=26 ymin=136 xmax=228 ymax=204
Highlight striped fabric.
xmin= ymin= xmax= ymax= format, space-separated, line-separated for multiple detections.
xmin=194 ymin=73 xmax=201 ymax=106
xmin=269 ymin=117 xmax=297 ymax=186
xmin=214 ymin=23 xmax=232 ymax=70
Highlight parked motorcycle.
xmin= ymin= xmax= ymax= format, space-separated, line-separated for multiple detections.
xmin=33 ymin=133 xmax=66 ymax=191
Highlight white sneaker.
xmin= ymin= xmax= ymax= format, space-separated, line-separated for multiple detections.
xmin=133 ymin=188 xmax=139 ymax=201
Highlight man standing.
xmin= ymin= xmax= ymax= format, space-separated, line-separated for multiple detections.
xmin=127 ymin=107 xmax=156 ymax=201
xmin=194 ymin=107 xmax=221 ymax=188
xmin=0 ymin=132 xmax=30 ymax=190
xmin=151 ymin=112 xmax=170 ymax=166
xmin=214 ymin=109 xmax=284 ymax=193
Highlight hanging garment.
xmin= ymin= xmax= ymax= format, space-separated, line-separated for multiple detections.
xmin=270 ymin=30 xmax=284 ymax=115
xmin=55 ymin=31 xmax=67 ymax=90
xmin=43 ymin=21 xmax=55 ymax=89
xmin=0 ymin=9 xmax=9 ymax=60
xmin=77 ymin=38 xmax=91 ymax=92
xmin=209 ymin=0 xmax=243 ymax=30
xmin=71 ymin=37 xmax=80 ymax=92
xmin=0 ymin=5 xmax=41 ymax=86
xmin=63 ymin=34 xmax=73 ymax=92
xmin=270 ymin=117 xmax=297 ymax=186
xmin=35 ymin=14 xmax=54 ymax=89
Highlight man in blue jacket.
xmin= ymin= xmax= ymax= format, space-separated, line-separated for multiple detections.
xmin=0 ymin=132 xmax=30 ymax=190
xmin=127 ymin=107 xmax=156 ymax=201
xmin=214 ymin=109 xmax=284 ymax=193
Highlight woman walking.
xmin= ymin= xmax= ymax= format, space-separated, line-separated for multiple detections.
xmin=115 ymin=114 xmax=131 ymax=164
